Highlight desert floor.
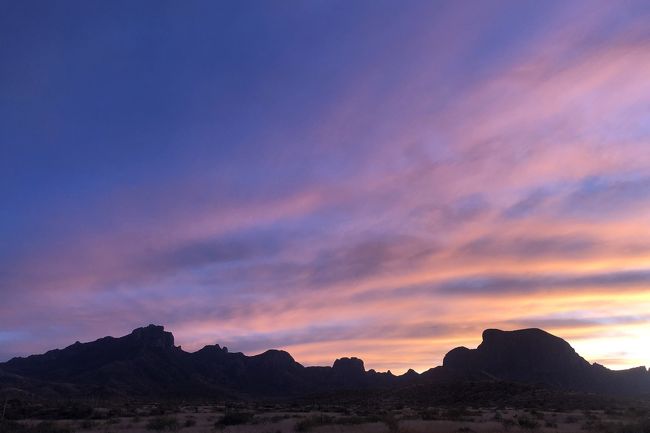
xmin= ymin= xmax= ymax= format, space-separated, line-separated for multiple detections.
xmin=4 ymin=402 xmax=650 ymax=433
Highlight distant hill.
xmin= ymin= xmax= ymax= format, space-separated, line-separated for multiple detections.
xmin=442 ymin=328 xmax=650 ymax=395
xmin=1 ymin=324 xmax=648 ymax=399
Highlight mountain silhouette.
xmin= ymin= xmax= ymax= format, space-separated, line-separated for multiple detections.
xmin=443 ymin=328 xmax=592 ymax=384
xmin=443 ymin=328 xmax=650 ymax=395
xmin=1 ymin=325 xmax=648 ymax=399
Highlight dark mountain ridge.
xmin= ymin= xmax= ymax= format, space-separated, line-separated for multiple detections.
xmin=443 ymin=328 xmax=592 ymax=384
xmin=442 ymin=328 xmax=649 ymax=395
xmin=1 ymin=324 xmax=648 ymax=399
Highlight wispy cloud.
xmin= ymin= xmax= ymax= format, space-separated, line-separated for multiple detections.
xmin=2 ymin=0 xmax=650 ymax=372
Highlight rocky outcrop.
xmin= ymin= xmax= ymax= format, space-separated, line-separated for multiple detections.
xmin=129 ymin=324 xmax=175 ymax=349
xmin=443 ymin=328 xmax=650 ymax=394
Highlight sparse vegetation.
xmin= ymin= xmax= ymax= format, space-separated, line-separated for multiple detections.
xmin=292 ymin=413 xmax=400 ymax=432
xmin=146 ymin=416 xmax=179 ymax=431
xmin=294 ymin=415 xmax=334 ymax=432
xmin=0 ymin=420 xmax=75 ymax=433
xmin=616 ymin=418 xmax=650 ymax=433
xmin=78 ymin=419 xmax=96 ymax=430
xmin=2 ymin=399 xmax=650 ymax=433
xmin=382 ymin=413 xmax=399 ymax=433
xmin=517 ymin=415 xmax=539 ymax=430
xmin=215 ymin=411 xmax=254 ymax=427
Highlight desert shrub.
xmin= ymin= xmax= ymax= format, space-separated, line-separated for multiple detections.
xmin=146 ymin=416 xmax=179 ymax=431
xmin=147 ymin=405 xmax=179 ymax=417
xmin=565 ymin=415 xmax=579 ymax=424
xmin=78 ymin=419 xmax=97 ymax=430
xmin=382 ymin=414 xmax=399 ymax=433
xmin=183 ymin=417 xmax=196 ymax=428
xmin=529 ymin=409 xmax=544 ymax=420
xmin=293 ymin=413 xmax=398 ymax=432
xmin=616 ymin=419 xmax=650 ymax=433
xmin=606 ymin=408 xmax=624 ymax=417
xmin=420 ymin=408 xmax=440 ymax=420
xmin=294 ymin=415 xmax=334 ymax=432
xmin=0 ymin=420 xmax=26 ymax=433
xmin=10 ymin=403 xmax=91 ymax=422
xmin=545 ymin=419 xmax=558 ymax=428
xmin=336 ymin=415 xmax=379 ymax=425
xmin=501 ymin=418 xmax=516 ymax=430
xmin=627 ymin=408 xmax=650 ymax=418
xmin=29 ymin=422 xmax=74 ymax=433
xmin=517 ymin=415 xmax=539 ymax=430
xmin=55 ymin=403 xmax=93 ymax=420
xmin=581 ymin=419 xmax=598 ymax=431
xmin=442 ymin=407 xmax=469 ymax=421
xmin=215 ymin=412 xmax=254 ymax=427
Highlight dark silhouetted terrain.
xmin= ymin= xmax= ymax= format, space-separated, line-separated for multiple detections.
xmin=1 ymin=325 xmax=649 ymax=400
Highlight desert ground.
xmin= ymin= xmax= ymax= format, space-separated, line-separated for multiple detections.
xmin=3 ymin=401 xmax=650 ymax=433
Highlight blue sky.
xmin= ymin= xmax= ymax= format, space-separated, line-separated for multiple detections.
xmin=2 ymin=0 xmax=650 ymax=372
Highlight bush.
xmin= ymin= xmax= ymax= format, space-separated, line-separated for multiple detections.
xmin=78 ymin=420 xmax=97 ymax=430
xmin=382 ymin=414 xmax=399 ymax=433
xmin=517 ymin=415 xmax=539 ymax=430
xmin=420 ymin=409 xmax=440 ymax=420
xmin=617 ymin=419 xmax=650 ymax=433
xmin=54 ymin=403 xmax=93 ymax=420
xmin=565 ymin=415 xmax=578 ymax=424
xmin=146 ymin=416 xmax=179 ymax=431
xmin=2 ymin=421 xmax=75 ymax=433
xmin=335 ymin=416 xmax=377 ymax=425
xmin=215 ymin=412 xmax=254 ymax=427
xmin=31 ymin=421 xmax=75 ymax=433
xmin=0 ymin=421 xmax=25 ymax=433
xmin=545 ymin=419 xmax=558 ymax=428
xmin=443 ymin=407 xmax=469 ymax=421
xmin=294 ymin=416 xmax=333 ymax=432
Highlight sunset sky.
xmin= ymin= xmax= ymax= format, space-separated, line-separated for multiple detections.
xmin=2 ymin=0 xmax=650 ymax=373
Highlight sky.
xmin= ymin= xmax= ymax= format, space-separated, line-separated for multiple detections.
xmin=2 ymin=0 xmax=650 ymax=374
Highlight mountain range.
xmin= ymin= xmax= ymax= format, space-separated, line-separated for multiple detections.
xmin=1 ymin=325 xmax=648 ymax=399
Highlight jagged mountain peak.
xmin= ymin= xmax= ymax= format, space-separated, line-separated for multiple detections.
xmin=403 ymin=368 xmax=419 ymax=377
xmin=128 ymin=324 xmax=175 ymax=349
xmin=197 ymin=343 xmax=228 ymax=354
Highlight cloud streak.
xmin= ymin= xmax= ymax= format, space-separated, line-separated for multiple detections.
xmin=1 ymin=0 xmax=650 ymax=372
